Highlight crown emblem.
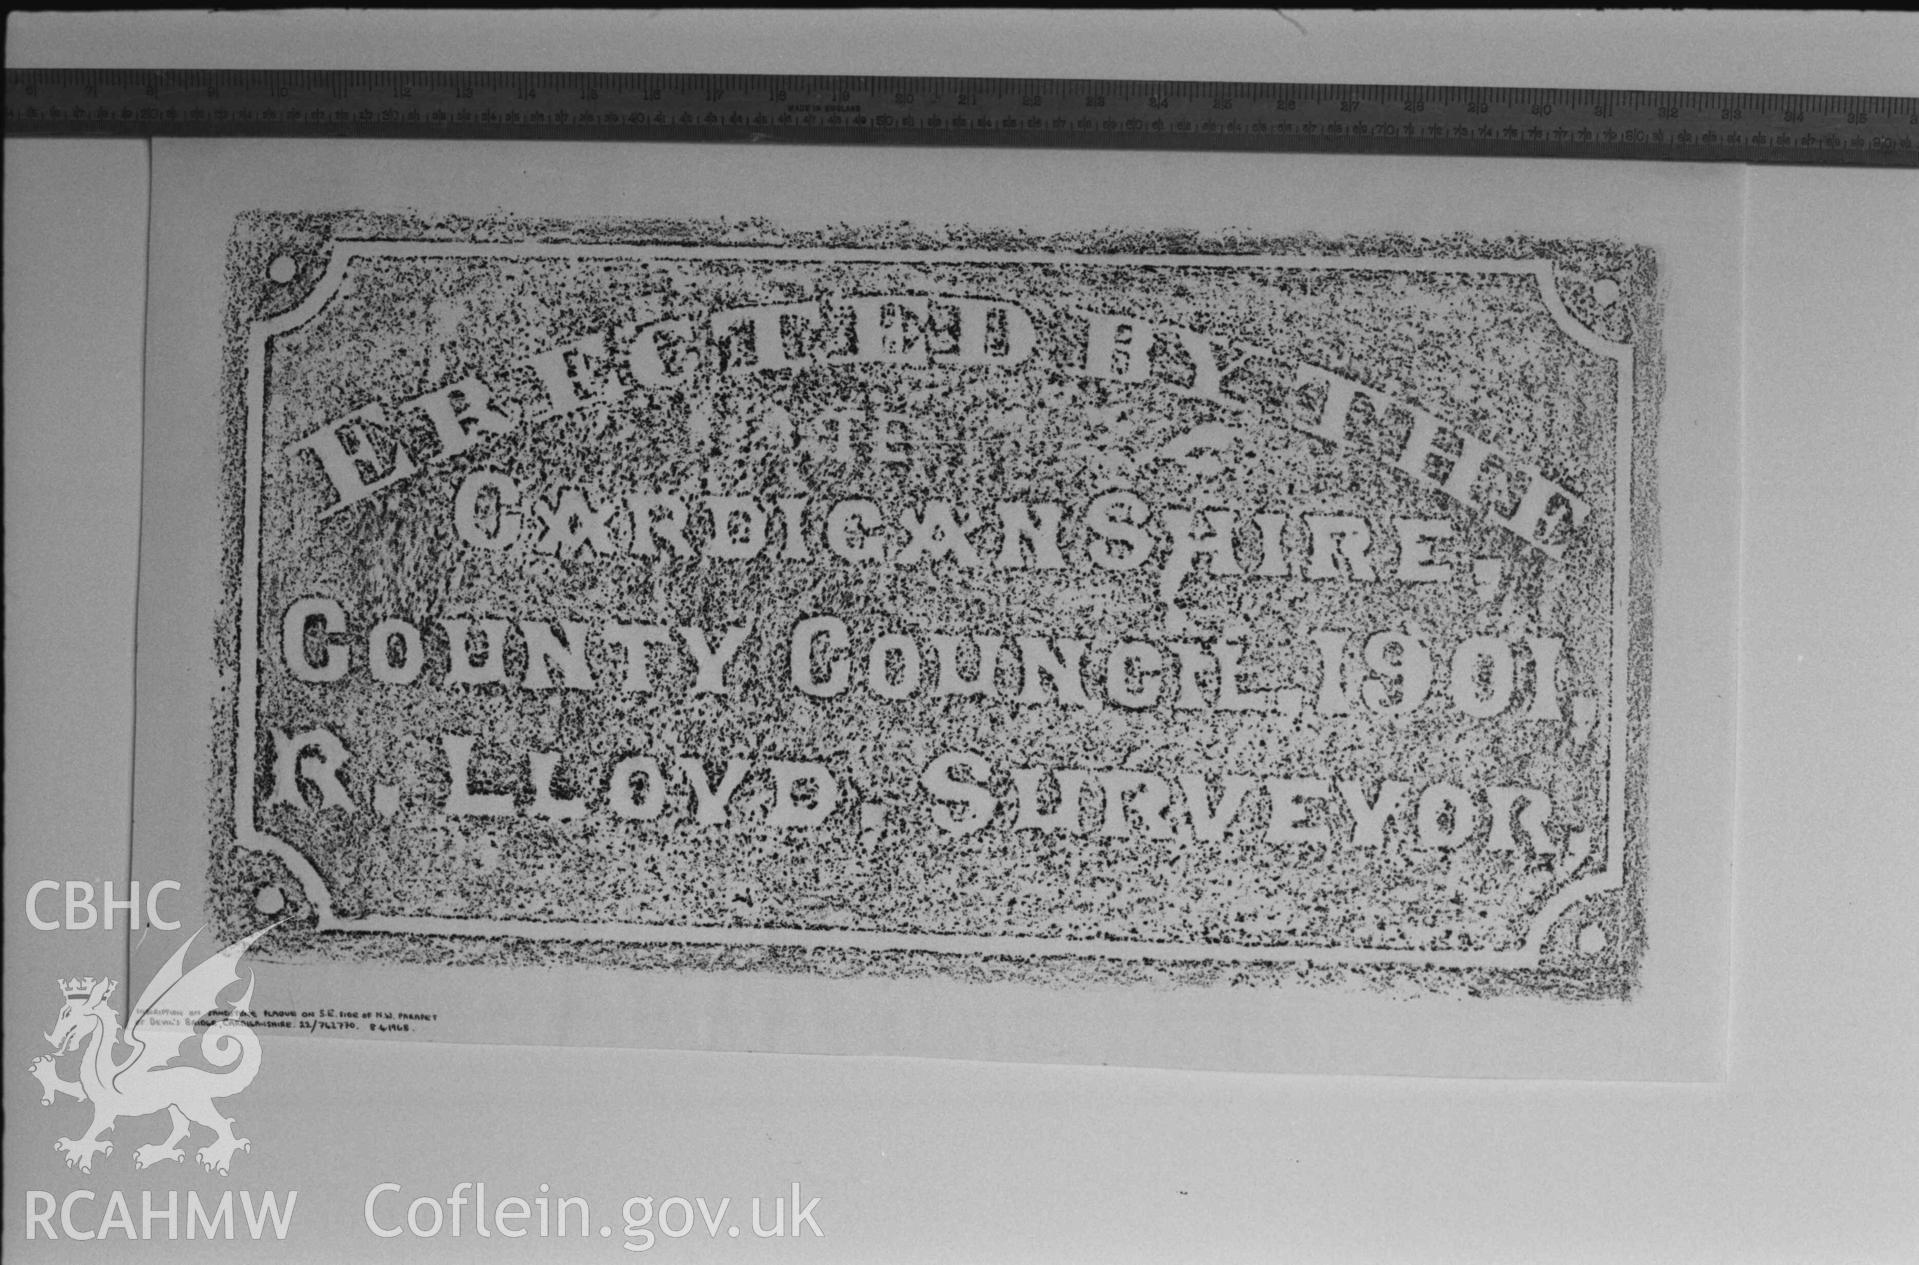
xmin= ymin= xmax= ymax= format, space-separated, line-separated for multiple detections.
xmin=60 ymin=977 xmax=111 ymax=999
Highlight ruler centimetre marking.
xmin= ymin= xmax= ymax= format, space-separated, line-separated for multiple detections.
xmin=6 ymin=70 xmax=1915 ymax=166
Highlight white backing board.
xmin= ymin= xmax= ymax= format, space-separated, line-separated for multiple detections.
xmin=131 ymin=139 xmax=1739 ymax=1079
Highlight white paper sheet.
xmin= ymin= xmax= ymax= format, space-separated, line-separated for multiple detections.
xmin=132 ymin=139 xmax=1742 ymax=1077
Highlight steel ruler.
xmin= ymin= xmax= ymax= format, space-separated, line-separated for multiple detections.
xmin=7 ymin=70 xmax=1915 ymax=166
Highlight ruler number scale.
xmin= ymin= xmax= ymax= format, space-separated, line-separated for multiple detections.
xmin=6 ymin=70 xmax=1915 ymax=166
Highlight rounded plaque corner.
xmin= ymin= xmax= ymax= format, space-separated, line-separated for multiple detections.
xmin=225 ymin=828 xmax=339 ymax=939
xmin=1532 ymin=260 xmax=1635 ymax=357
xmin=243 ymin=234 xmax=356 ymax=336
xmin=1530 ymin=882 xmax=1638 ymax=984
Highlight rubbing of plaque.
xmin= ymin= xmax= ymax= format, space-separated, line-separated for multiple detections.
xmin=220 ymin=217 xmax=1655 ymax=997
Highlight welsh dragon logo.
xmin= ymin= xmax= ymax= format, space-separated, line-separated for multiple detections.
xmin=30 ymin=925 xmax=272 ymax=1175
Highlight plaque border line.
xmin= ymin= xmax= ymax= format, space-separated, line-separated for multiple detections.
xmin=236 ymin=241 xmax=1635 ymax=969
